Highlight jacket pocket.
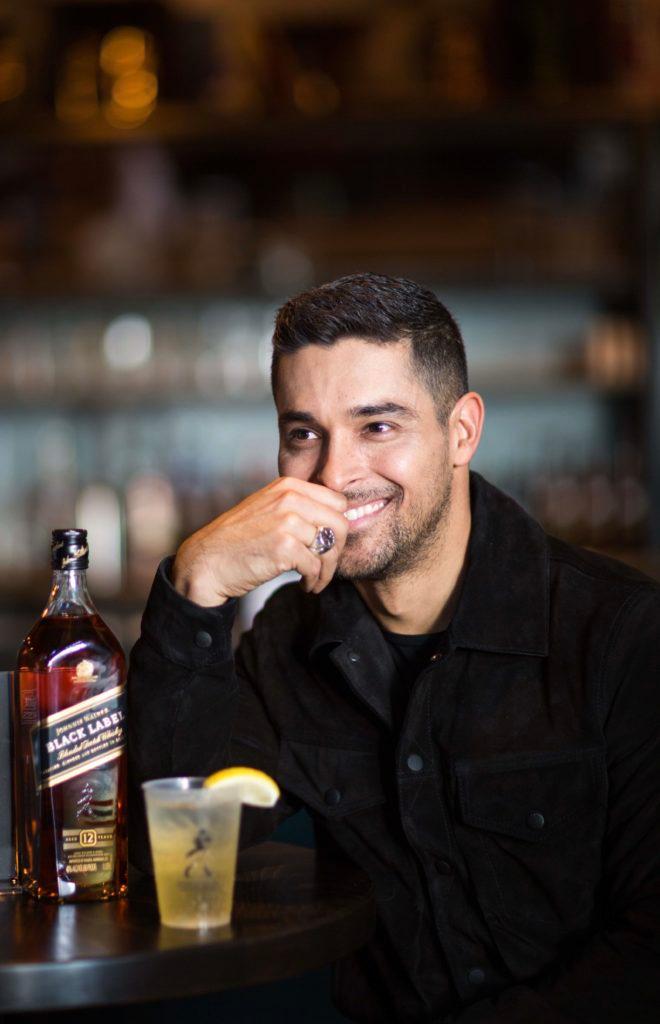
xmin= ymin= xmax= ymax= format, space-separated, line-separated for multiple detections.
xmin=278 ymin=739 xmax=387 ymax=819
xmin=452 ymin=745 xmax=607 ymax=930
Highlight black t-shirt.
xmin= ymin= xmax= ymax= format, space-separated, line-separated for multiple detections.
xmin=381 ymin=628 xmax=447 ymax=731
xmin=382 ymin=629 xmax=447 ymax=688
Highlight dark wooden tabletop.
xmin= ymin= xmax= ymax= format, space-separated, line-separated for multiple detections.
xmin=0 ymin=842 xmax=375 ymax=1015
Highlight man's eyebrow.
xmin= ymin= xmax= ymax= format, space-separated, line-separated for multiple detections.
xmin=349 ymin=402 xmax=418 ymax=420
xmin=278 ymin=402 xmax=419 ymax=428
xmin=278 ymin=410 xmax=318 ymax=427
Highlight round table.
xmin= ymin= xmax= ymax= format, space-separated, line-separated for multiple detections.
xmin=0 ymin=842 xmax=375 ymax=1015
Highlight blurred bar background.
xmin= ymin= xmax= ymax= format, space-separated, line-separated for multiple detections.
xmin=1 ymin=0 xmax=660 ymax=667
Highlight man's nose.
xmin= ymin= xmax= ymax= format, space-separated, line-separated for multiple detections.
xmin=312 ymin=435 xmax=363 ymax=493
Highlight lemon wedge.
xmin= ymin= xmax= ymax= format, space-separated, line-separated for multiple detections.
xmin=203 ymin=766 xmax=280 ymax=807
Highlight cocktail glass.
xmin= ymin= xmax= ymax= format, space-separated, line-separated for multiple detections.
xmin=142 ymin=777 xmax=241 ymax=929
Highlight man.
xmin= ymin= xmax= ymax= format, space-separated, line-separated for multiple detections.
xmin=129 ymin=273 xmax=660 ymax=1023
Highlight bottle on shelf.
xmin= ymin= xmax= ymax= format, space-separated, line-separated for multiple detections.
xmin=13 ymin=529 xmax=127 ymax=902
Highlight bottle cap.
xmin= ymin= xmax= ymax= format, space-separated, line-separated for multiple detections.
xmin=51 ymin=529 xmax=89 ymax=570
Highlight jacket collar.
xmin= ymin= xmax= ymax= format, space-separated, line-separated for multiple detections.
xmin=449 ymin=472 xmax=548 ymax=656
xmin=310 ymin=472 xmax=549 ymax=659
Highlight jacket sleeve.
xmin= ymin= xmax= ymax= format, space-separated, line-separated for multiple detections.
xmin=447 ymin=586 xmax=660 ymax=1024
xmin=127 ymin=559 xmax=302 ymax=873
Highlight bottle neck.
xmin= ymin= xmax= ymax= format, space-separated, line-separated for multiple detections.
xmin=44 ymin=569 xmax=96 ymax=617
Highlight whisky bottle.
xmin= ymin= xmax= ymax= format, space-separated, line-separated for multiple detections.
xmin=13 ymin=529 xmax=127 ymax=901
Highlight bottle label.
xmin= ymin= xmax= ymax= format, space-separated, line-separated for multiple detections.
xmin=62 ymin=825 xmax=116 ymax=879
xmin=31 ymin=685 xmax=126 ymax=790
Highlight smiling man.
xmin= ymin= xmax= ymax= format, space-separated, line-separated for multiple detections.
xmin=129 ymin=273 xmax=660 ymax=1023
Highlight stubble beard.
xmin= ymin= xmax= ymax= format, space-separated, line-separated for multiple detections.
xmin=336 ymin=469 xmax=453 ymax=583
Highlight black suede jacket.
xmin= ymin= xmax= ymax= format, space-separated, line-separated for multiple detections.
xmin=128 ymin=473 xmax=660 ymax=1023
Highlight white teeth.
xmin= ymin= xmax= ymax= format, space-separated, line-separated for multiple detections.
xmin=344 ymin=499 xmax=387 ymax=522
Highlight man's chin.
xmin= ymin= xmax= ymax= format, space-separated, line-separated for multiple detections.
xmin=336 ymin=548 xmax=395 ymax=583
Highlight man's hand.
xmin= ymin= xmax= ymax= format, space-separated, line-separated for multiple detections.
xmin=172 ymin=477 xmax=349 ymax=607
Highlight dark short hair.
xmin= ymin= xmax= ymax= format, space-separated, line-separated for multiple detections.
xmin=271 ymin=272 xmax=468 ymax=421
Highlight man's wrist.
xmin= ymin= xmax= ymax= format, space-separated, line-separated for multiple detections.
xmin=172 ymin=559 xmax=229 ymax=608
xmin=140 ymin=558 xmax=237 ymax=668
xmin=176 ymin=576 xmax=229 ymax=609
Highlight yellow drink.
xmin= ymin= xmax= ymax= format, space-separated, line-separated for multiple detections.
xmin=143 ymin=778 xmax=242 ymax=929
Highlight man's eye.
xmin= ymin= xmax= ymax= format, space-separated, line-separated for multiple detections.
xmin=365 ymin=422 xmax=393 ymax=434
xmin=288 ymin=428 xmax=318 ymax=443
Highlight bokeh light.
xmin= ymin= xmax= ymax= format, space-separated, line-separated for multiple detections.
xmin=100 ymin=27 xmax=147 ymax=77
xmin=0 ymin=41 xmax=26 ymax=104
xmin=55 ymin=39 xmax=99 ymax=124
xmin=100 ymin=26 xmax=157 ymax=129
xmin=111 ymin=69 xmax=158 ymax=110
xmin=102 ymin=315 xmax=153 ymax=370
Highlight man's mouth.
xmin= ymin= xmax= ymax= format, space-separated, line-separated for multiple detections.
xmin=343 ymin=498 xmax=390 ymax=524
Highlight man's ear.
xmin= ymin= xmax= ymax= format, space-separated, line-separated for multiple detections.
xmin=449 ymin=392 xmax=485 ymax=467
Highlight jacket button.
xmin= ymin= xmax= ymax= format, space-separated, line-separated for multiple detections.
xmin=347 ymin=651 xmax=360 ymax=663
xmin=467 ymin=967 xmax=485 ymax=986
xmin=324 ymin=788 xmax=342 ymax=806
xmin=406 ymin=753 xmax=424 ymax=772
xmin=195 ymin=630 xmax=213 ymax=649
xmin=429 ymin=652 xmax=443 ymax=662
xmin=527 ymin=811 xmax=545 ymax=830
xmin=436 ymin=859 xmax=453 ymax=875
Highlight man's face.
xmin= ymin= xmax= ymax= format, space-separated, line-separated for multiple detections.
xmin=276 ymin=337 xmax=454 ymax=581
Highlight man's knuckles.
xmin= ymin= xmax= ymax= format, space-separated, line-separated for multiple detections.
xmin=272 ymin=531 xmax=302 ymax=571
xmin=278 ymin=509 xmax=303 ymax=532
xmin=273 ymin=477 xmax=304 ymax=501
xmin=274 ymin=475 xmax=347 ymax=511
